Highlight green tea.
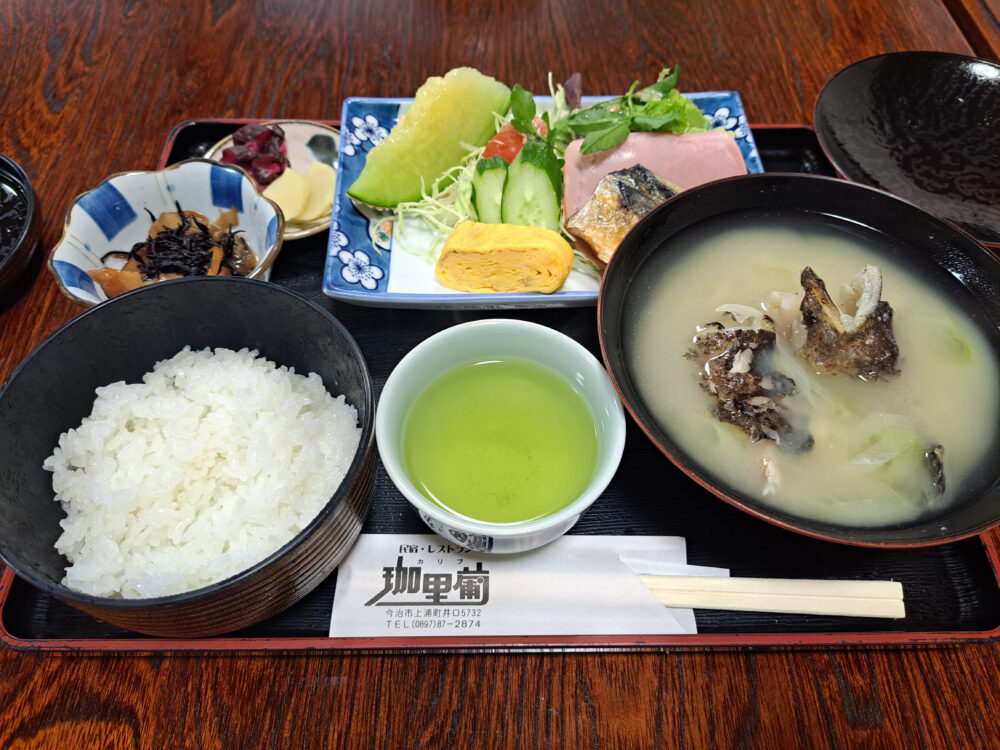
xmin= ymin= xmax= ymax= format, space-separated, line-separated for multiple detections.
xmin=402 ymin=357 xmax=599 ymax=524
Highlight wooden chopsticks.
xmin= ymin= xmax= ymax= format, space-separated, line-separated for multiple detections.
xmin=639 ymin=575 xmax=905 ymax=618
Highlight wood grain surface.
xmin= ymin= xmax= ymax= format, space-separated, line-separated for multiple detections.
xmin=1 ymin=0 xmax=998 ymax=747
xmin=943 ymin=0 xmax=1000 ymax=58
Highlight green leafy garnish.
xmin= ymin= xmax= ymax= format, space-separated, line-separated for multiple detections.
xmin=509 ymin=85 xmax=537 ymax=135
xmin=564 ymin=107 xmax=627 ymax=134
xmin=504 ymin=85 xmax=565 ymax=199
xmin=580 ymin=121 xmax=631 ymax=153
xmin=562 ymin=66 xmax=711 ymax=154
xmin=636 ymin=66 xmax=680 ymax=99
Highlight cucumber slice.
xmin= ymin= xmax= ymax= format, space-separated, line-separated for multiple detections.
xmin=472 ymin=156 xmax=508 ymax=224
xmin=501 ymin=141 xmax=563 ymax=231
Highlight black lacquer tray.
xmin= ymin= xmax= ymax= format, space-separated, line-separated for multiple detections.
xmin=2 ymin=121 xmax=997 ymax=651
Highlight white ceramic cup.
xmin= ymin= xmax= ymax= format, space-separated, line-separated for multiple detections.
xmin=376 ymin=318 xmax=626 ymax=553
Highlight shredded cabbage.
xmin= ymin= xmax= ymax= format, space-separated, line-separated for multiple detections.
xmin=546 ymin=73 xmax=572 ymax=128
xmin=385 ymin=147 xmax=483 ymax=261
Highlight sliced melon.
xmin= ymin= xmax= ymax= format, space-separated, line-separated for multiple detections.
xmin=348 ymin=67 xmax=511 ymax=208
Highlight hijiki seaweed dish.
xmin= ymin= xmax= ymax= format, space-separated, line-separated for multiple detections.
xmin=87 ymin=202 xmax=257 ymax=297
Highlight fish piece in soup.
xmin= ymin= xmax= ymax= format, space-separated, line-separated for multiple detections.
xmin=798 ymin=265 xmax=899 ymax=379
xmin=924 ymin=443 xmax=945 ymax=495
xmin=686 ymin=312 xmax=813 ymax=453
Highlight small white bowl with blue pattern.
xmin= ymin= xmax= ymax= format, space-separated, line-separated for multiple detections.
xmin=47 ymin=158 xmax=285 ymax=307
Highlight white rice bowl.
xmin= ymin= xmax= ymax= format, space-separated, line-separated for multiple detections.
xmin=43 ymin=346 xmax=361 ymax=599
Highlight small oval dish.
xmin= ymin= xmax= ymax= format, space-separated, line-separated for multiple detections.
xmin=815 ymin=51 xmax=1000 ymax=246
xmin=205 ymin=119 xmax=341 ymax=241
xmin=47 ymin=158 xmax=285 ymax=308
xmin=0 ymin=154 xmax=40 ymax=299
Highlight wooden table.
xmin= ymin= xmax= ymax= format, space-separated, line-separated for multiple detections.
xmin=1 ymin=1 xmax=998 ymax=746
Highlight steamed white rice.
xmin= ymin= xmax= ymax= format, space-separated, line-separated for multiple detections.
xmin=43 ymin=346 xmax=361 ymax=599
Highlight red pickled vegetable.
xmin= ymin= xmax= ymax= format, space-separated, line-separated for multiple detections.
xmin=220 ymin=124 xmax=290 ymax=187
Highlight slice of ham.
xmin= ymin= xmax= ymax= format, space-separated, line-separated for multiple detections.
xmin=563 ymin=130 xmax=748 ymax=218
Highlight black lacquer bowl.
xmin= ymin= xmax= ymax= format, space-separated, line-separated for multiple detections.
xmin=815 ymin=51 xmax=1000 ymax=246
xmin=0 ymin=277 xmax=375 ymax=637
xmin=0 ymin=154 xmax=40 ymax=297
xmin=598 ymin=172 xmax=1000 ymax=547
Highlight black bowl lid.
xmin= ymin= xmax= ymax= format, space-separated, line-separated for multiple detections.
xmin=815 ymin=51 xmax=1000 ymax=246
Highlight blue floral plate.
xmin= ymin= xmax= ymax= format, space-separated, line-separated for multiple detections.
xmin=324 ymin=93 xmax=762 ymax=308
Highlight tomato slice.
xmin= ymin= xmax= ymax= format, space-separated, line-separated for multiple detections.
xmin=483 ymin=118 xmax=548 ymax=163
xmin=483 ymin=124 xmax=525 ymax=163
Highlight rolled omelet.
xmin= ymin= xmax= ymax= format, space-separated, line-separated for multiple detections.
xmin=435 ymin=221 xmax=574 ymax=294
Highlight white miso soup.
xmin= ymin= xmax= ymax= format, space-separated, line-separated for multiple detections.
xmin=625 ymin=212 xmax=999 ymax=527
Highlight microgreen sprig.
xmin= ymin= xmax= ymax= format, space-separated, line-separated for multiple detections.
xmin=560 ymin=66 xmax=710 ymax=154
